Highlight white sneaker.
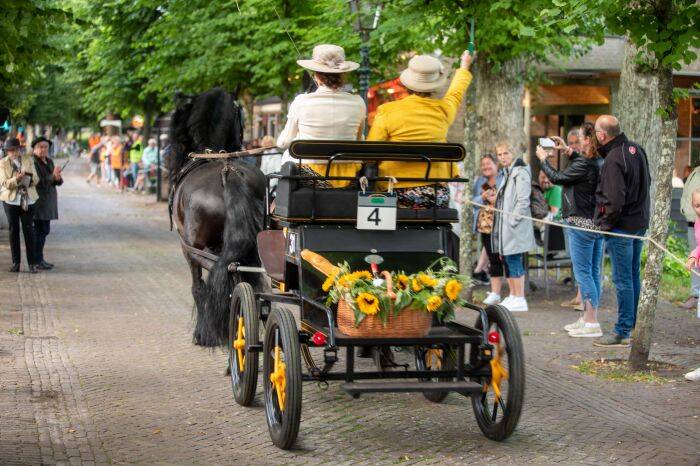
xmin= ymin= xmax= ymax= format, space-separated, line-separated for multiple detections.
xmin=499 ymin=296 xmax=513 ymax=307
xmin=502 ymin=296 xmax=528 ymax=312
xmin=685 ymin=368 xmax=700 ymax=381
xmin=483 ymin=292 xmax=501 ymax=305
xmin=563 ymin=317 xmax=585 ymax=332
xmin=567 ymin=322 xmax=603 ymax=338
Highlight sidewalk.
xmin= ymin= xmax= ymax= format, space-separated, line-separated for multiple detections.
xmin=0 ymin=162 xmax=698 ymax=465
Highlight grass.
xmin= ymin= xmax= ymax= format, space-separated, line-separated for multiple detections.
xmin=601 ymin=259 xmax=690 ymax=304
xmin=575 ymin=358 xmax=681 ymax=384
xmin=7 ymin=327 xmax=24 ymax=336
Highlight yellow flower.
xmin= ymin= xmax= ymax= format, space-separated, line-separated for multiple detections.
xmin=426 ymin=295 xmax=443 ymax=312
xmin=322 ymin=272 xmax=338 ymax=292
xmin=418 ymin=273 xmax=438 ymax=288
xmin=351 ymin=270 xmax=373 ymax=281
xmin=337 ymin=274 xmax=354 ymax=289
xmin=356 ymin=293 xmax=380 ymax=315
xmin=396 ymin=274 xmax=409 ymax=290
xmin=445 ymin=279 xmax=462 ymax=301
xmin=411 ymin=278 xmax=423 ymax=292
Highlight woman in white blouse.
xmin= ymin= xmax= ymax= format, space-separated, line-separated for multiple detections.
xmin=277 ymin=44 xmax=366 ymax=188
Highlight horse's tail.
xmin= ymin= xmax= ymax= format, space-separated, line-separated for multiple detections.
xmin=194 ymin=166 xmax=264 ymax=347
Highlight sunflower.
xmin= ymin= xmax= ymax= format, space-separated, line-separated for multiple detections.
xmin=445 ymin=279 xmax=462 ymax=301
xmin=411 ymin=278 xmax=423 ymax=292
xmin=396 ymin=274 xmax=410 ymax=290
xmin=417 ymin=273 xmax=438 ymax=288
xmin=356 ymin=293 xmax=380 ymax=315
xmin=351 ymin=270 xmax=373 ymax=281
xmin=426 ymin=295 xmax=443 ymax=312
xmin=337 ymin=273 xmax=354 ymax=289
xmin=322 ymin=271 xmax=338 ymax=292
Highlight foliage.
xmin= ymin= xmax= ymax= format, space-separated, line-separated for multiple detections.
xmin=324 ymin=258 xmax=468 ymax=326
xmin=641 ymin=232 xmax=689 ymax=280
xmin=576 ymin=358 xmax=676 ymax=383
xmin=0 ymin=0 xmax=69 ymax=119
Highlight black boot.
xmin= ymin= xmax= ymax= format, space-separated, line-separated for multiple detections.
xmin=9 ymin=263 xmax=20 ymax=273
xmin=37 ymin=261 xmax=54 ymax=270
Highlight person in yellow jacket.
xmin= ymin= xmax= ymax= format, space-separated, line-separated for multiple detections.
xmin=367 ymin=49 xmax=475 ymax=208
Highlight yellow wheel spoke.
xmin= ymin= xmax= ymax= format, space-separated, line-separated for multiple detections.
xmin=486 ymin=344 xmax=508 ymax=402
xmin=269 ymin=345 xmax=286 ymax=411
xmin=233 ymin=316 xmax=246 ymax=371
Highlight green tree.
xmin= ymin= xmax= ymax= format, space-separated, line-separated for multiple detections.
xmin=597 ymin=0 xmax=700 ymax=370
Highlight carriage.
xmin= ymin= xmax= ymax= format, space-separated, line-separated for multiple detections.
xmin=187 ymin=140 xmax=525 ymax=449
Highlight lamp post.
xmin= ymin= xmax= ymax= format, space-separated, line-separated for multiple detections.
xmin=347 ymin=0 xmax=383 ymax=114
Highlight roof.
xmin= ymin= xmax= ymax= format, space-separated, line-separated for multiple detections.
xmin=541 ymin=36 xmax=700 ymax=76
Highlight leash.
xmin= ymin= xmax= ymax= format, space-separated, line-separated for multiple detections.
xmin=464 ymin=197 xmax=700 ymax=279
xmin=188 ymin=146 xmax=281 ymax=160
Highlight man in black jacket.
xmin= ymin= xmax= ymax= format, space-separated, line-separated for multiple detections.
xmin=32 ymin=137 xmax=63 ymax=270
xmin=593 ymin=115 xmax=650 ymax=347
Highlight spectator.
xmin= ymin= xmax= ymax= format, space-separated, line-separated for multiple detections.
xmin=567 ymin=127 xmax=581 ymax=153
xmin=259 ymin=135 xmax=281 ymax=175
xmin=135 ymin=137 xmax=158 ymax=192
xmin=537 ymin=122 xmax=604 ymax=338
xmin=31 ymin=137 xmax=63 ymax=270
xmin=127 ymin=133 xmax=143 ymax=188
xmin=473 ymin=153 xmax=505 ymax=305
xmin=562 ymin=127 xmax=583 ymax=310
xmin=680 ymin=164 xmax=700 ymax=308
xmin=538 ymin=170 xmax=562 ymax=220
xmin=492 ymin=141 xmax=536 ymax=312
xmin=593 ymin=115 xmax=650 ymax=347
xmin=0 ymin=138 xmax=39 ymax=273
xmin=109 ymin=136 xmax=125 ymax=191
xmin=86 ymin=135 xmax=106 ymax=185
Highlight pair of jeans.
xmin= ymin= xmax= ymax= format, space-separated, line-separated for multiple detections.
xmin=567 ymin=226 xmax=603 ymax=309
xmin=3 ymin=202 xmax=37 ymax=265
xmin=606 ymin=229 xmax=646 ymax=338
xmin=33 ymin=219 xmax=51 ymax=263
xmin=503 ymin=253 xmax=524 ymax=278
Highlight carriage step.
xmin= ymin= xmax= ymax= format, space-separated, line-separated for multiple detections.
xmin=341 ymin=380 xmax=481 ymax=397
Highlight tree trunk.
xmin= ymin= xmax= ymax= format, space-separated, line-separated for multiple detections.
xmin=459 ymin=71 xmax=478 ymax=300
xmin=475 ymin=58 xmax=526 ymax=158
xmin=616 ymin=38 xmax=662 ymax=210
xmin=628 ymin=68 xmax=677 ymax=371
xmin=143 ymin=108 xmax=153 ymax=143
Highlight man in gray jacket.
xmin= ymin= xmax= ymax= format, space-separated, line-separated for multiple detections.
xmin=493 ymin=141 xmax=536 ymax=312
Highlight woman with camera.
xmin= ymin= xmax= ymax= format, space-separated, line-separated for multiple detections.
xmin=0 ymin=138 xmax=39 ymax=273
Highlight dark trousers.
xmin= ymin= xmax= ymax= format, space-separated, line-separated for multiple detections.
xmin=3 ymin=202 xmax=37 ymax=265
xmin=34 ymin=219 xmax=51 ymax=263
xmin=481 ymin=232 xmax=504 ymax=277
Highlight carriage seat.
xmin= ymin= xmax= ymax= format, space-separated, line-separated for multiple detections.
xmin=273 ymin=162 xmax=458 ymax=223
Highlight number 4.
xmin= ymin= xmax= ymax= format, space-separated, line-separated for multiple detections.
xmin=367 ymin=208 xmax=381 ymax=226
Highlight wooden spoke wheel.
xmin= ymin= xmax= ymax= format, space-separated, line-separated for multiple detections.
xmin=263 ymin=308 xmax=302 ymax=450
xmin=469 ymin=304 xmax=525 ymax=441
xmin=228 ymin=282 xmax=260 ymax=407
xmin=414 ymin=345 xmax=456 ymax=403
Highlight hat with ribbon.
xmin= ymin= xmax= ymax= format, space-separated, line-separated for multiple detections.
xmin=3 ymin=138 xmax=21 ymax=151
xmin=399 ymin=55 xmax=447 ymax=93
xmin=297 ymin=44 xmax=360 ymax=74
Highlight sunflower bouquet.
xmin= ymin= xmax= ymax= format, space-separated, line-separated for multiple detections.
xmin=323 ymin=257 xmax=468 ymax=329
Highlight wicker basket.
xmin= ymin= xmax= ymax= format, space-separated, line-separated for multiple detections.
xmin=337 ymin=299 xmax=432 ymax=338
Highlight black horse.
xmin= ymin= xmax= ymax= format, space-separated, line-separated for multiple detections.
xmin=169 ymin=88 xmax=267 ymax=347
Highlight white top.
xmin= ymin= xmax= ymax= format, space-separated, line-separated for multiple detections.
xmin=277 ymin=86 xmax=366 ymax=164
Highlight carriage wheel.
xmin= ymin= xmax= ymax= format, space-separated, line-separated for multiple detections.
xmin=228 ymin=282 xmax=260 ymax=407
xmin=263 ymin=308 xmax=302 ymax=450
xmin=469 ymin=304 xmax=525 ymax=441
xmin=414 ymin=345 xmax=456 ymax=403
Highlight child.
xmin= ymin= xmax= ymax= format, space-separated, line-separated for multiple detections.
xmin=684 ymin=187 xmax=700 ymax=381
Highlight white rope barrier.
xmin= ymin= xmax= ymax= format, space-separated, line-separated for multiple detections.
xmin=464 ymin=198 xmax=700 ymax=279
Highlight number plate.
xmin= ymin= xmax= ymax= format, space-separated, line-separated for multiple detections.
xmin=357 ymin=192 xmax=397 ymax=230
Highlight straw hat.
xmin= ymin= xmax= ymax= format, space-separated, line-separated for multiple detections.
xmin=297 ymin=44 xmax=359 ymax=74
xmin=399 ymin=55 xmax=447 ymax=93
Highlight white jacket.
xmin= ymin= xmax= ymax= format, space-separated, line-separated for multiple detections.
xmin=277 ymin=86 xmax=366 ymax=164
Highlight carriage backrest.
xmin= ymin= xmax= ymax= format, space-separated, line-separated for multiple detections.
xmin=288 ymin=140 xmax=465 ymax=163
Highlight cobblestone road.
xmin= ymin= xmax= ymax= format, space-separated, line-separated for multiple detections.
xmin=1 ymin=163 xmax=699 ymax=465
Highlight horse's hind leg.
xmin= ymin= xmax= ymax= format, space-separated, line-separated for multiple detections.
xmin=186 ymin=254 xmax=208 ymax=346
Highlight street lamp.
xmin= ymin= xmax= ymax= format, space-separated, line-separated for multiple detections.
xmin=347 ymin=0 xmax=383 ymax=109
